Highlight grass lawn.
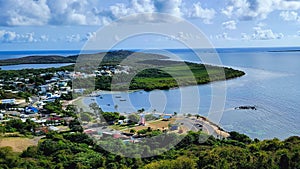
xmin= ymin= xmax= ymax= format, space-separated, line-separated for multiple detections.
xmin=0 ymin=137 xmax=42 ymax=152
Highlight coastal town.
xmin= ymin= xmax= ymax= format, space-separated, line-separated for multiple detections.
xmin=0 ymin=64 xmax=129 ymax=127
xmin=0 ymin=62 xmax=230 ymax=151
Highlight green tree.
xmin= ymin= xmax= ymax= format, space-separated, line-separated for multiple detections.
xmin=130 ymin=129 xmax=136 ymax=134
xmin=119 ymin=115 xmax=126 ymax=120
xmin=144 ymin=156 xmax=196 ymax=169
xmin=229 ymin=131 xmax=252 ymax=144
xmin=137 ymin=129 xmax=147 ymax=135
xmin=5 ymin=119 xmax=25 ymax=133
xmin=128 ymin=114 xmax=140 ymax=124
xmin=89 ymin=103 xmax=102 ymax=114
xmin=137 ymin=108 xmax=145 ymax=114
xmin=279 ymin=154 xmax=290 ymax=169
xmin=69 ymin=119 xmax=83 ymax=132
xmin=80 ymin=112 xmax=92 ymax=122
xmin=0 ymin=126 xmax=6 ymax=134
xmin=44 ymin=100 xmax=62 ymax=114
xmin=101 ymin=112 xmax=120 ymax=123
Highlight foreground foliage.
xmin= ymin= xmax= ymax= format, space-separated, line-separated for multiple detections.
xmin=0 ymin=131 xmax=299 ymax=169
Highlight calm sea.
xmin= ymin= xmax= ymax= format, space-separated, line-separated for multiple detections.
xmin=91 ymin=47 xmax=300 ymax=140
xmin=1 ymin=48 xmax=300 ymax=139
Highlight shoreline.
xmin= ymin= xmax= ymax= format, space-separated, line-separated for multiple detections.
xmin=69 ymin=93 xmax=231 ymax=139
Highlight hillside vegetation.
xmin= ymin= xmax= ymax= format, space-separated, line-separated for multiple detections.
xmin=0 ymin=131 xmax=299 ymax=168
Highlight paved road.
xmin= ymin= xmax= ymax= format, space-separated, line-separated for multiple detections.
xmin=176 ymin=117 xmax=228 ymax=139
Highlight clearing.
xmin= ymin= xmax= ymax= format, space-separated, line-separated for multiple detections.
xmin=0 ymin=137 xmax=42 ymax=152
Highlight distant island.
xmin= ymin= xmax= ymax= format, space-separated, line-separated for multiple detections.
xmin=0 ymin=50 xmax=158 ymax=66
xmin=0 ymin=55 xmax=78 ymax=66
xmin=268 ymin=49 xmax=300 ymax=53
xmin=0 ymin=55 xmax=77 ymax=66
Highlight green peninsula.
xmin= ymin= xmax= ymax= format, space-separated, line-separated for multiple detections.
xmin=0 ymin=50 xmax=245 ymax=91
xmin=72 ymin=50 xmax=245 ymax=91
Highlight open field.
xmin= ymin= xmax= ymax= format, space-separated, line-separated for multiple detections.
xmin=0 ymin=137 xmax=42 ymax=152
xmin=121 ymin=118 xmax=177 ymax=132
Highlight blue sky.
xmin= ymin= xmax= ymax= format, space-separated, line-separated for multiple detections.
xmin=1 ymin=0 xmax=300 ymax=50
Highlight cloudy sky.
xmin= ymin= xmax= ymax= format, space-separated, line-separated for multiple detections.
xmin=1 ymin=0 xmax=300 ymax=50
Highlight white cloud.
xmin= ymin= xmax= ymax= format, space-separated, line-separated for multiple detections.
xmin=39 ymin=35 xmax=49 ymax=42
xmin=252 ymin=27 xmax=284 ymax=40
xmin=109 ymin=3 xmax=132 ymax=19
xmin=241 ymin=33 xmax=251 ymax=40
xmin=0 ymin=0 xmax=110 ymax=26
xmin=0 ymin=30 xmax=48 ymax=43
xmin=154 ymin=0 xmax=183 ymax=17
xmin=222 ymin=5 xmax=234 ymax=17
xmin=168 ymin=32 xmax=199 ymax=41
xmin=256 ymin=22 xmax=266 ymax=27
xmin=223 ymin=0 xmax=300 ymax=21
xmin=0 ymin=0 xmax=215 ymax=26
xmin=2 ymin=0 xmax=300 ymax=26
xmin=242 ymin=27 xmax=284 ymax=40
xmin=188 ymin=2 xmax=216 ymax=24
xmin=131 ymin=0 xmax=154 ymax=13
xmin=0 ymin=0 xmax=50 ymax=26
xmin=280 ymin=11 xmax=300 ymax=22
xmin=0 ymin=30 xmax=17 ymax=42
xmin=66 ymin=34 xmax=81 ymax=43
xmin=66 ymin=32 xmax=97 ymax=42
xmin=46 ymin=0 xmax=97 ymax=25
xmin=215 ymin=33 xmax=233 ymax=40
xmin=222 ymin=20 xmax=237 ymax=30
xmin=83 ymin=32 xmax=97 ymax=41
xmin=103 ymin=0 xmax=183 ymax=19
xmin=0 ymin=0 xmax=102 ymax=26
xmin=18 ymin=33 xmax=35 ymax=42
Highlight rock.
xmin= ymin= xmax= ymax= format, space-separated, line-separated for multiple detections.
xmin=235 ymin=106 xmax=257 ymax=110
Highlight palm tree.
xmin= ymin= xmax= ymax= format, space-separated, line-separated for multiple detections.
xmin=137 ymin=108 xmax=145 ymax=114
